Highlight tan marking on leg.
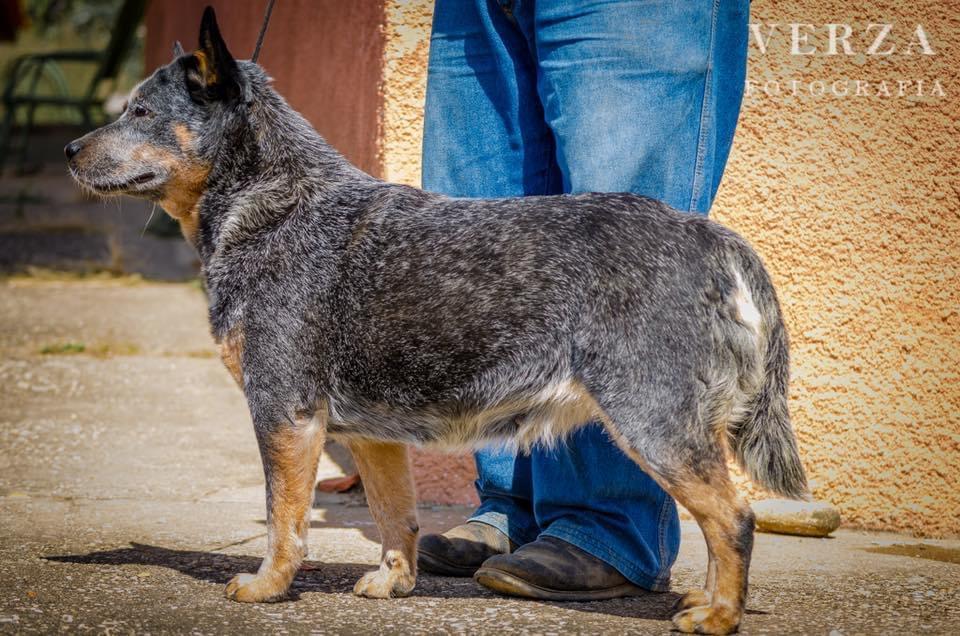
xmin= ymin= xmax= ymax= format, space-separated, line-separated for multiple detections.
xmin=676 ymin=543 xmax=716 ymax=611
xmin=217 ymin=328 xmax=244 ymax=387
xmin=668 ymin=473 xmax=751 ymax=635
xmin=225 ymin=412 xmax=326 ymax=603
xmin=705 ymin=547 xmax=718 ymax=601
xmin=603 ymin=423 xmax=715 ymax=612
xmin=599 ymin=418 xmax=749 ymax=635
xmin=347 ymin=439 xmax=418 ymax=598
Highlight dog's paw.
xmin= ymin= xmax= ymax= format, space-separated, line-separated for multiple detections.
xmin=674 ymin=588 xmax=711 ymax=612
xmin=353 ymin=569 xmax=414 ymax=599
xmin=224 ymin=572 xmax=287 ymax=603
xmin=353 ymin=567 xmax=415 ymax=599
xmin=353 ymin=549 xmax=416 ymax=599
xmin=671 ymin=605 xmax=741 ymax=635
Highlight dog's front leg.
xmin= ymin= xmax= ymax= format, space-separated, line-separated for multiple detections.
xmin=225 ymin=411 xmax=325 ymax=602
xmin=348 ymin=439 xmax=418 ymax=598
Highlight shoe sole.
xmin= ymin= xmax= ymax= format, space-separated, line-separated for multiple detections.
xmin=474 ymin=567 xmax=649 ymax=601
xmin=417 ymin=550 xmax=480 ymax=578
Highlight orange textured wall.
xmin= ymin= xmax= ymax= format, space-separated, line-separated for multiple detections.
xmin=713 ymin=1 xmax=960 ymax=537
xmin=379 ymin=0 xmax=960 ymax=537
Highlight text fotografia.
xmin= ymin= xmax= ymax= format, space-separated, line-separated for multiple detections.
xmin=746 ymin=78 xmax=945 ymax=98
xmin=747 ymin=23 xmax=945 ymax=99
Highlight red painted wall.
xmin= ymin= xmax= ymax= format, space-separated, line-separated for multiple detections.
xmin=145 ymin=0 xmax=384 ymax=176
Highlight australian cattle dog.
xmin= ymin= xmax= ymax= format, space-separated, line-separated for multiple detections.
xmin=65 ymin=8 xmax=807 ymax=634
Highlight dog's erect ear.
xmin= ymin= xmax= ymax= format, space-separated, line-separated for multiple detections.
xmin=182 ymin=6 xmax=245 ymax=103
xmin=172 ymin=40 xmax=186 ymax=59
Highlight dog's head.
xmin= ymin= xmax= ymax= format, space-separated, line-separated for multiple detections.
xmin=66 ymin=7 xmax=248 ymax=237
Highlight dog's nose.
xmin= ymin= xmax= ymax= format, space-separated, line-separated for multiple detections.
xmin=64 ymin=141 xmax=82 ymax=160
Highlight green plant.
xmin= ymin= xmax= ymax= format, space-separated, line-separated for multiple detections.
xmin=40 ymin=341 xmax=86 ymax=354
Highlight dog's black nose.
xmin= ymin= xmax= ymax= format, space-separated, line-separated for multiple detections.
xmin=64 ymin=141 xmax=82 ymax=160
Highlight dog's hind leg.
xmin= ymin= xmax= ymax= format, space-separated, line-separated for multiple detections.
xmin=225 ymin=411 xmax=326 ymax=603
xmin=347 ymin=439 xmax=418 ymax=598
xmin=675 ymin=540 xmax=717 ymax=612
xmin=668 ymin=471 xmax=753 ymax=635
xmin=600 ymin=410 xmax=753 ymax=635
xmin=665 ymin=471 xmax=752 ymax=635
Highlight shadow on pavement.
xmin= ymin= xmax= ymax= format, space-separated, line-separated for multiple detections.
xmin=43 ymin=542 xmax=694 ymax=620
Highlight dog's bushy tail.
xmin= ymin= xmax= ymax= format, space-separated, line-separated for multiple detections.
xmin=728 ymin=243 xmax=809 ymax=500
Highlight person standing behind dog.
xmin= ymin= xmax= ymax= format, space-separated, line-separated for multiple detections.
xmin=417 ymin=0 xmax=751 ymax=598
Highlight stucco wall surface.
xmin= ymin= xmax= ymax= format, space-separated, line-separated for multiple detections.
xmin=379 ymin=0 xmax=959 ymax=537
xmin=379 ymin=0 xmax=434 ymax=186
xmin=713 ymin=1 xmax=960 ymax=537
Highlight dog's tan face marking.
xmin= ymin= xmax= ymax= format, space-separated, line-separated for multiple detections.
xmin=67 ymin=115 xmax=210 ymax=245
xmin=124 ymin=131 xmax=211 ymax=244
xmin=66 ymin=131 xmax=167 ymax=196
xmin=160 ymin=135 xmax=210 ymax=245
xmin=225 ymin=411 xmax=326 ymax=603
xmin=64 ymin=51 xmax=218 ymax=245
xmin=347 ymin=440 xmax=418 ymax=598
xmin=173 ymin=123 xmax=196 ymax=153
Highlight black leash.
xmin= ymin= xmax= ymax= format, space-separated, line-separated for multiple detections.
xmin=251 ymin=0 xmax=277 ymax=63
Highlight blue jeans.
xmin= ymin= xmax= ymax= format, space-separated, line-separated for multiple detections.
xmin=422 ymin=0 xmax=749 ymax=590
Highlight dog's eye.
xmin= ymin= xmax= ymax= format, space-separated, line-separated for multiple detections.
xmin=131 ymin=104 xmax=151 ymax=117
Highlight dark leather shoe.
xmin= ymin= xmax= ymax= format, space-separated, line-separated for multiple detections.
xmin=474 ymin=536 xmax=647 ymax=601
xmin=418 ymin=521 xmax=514 ymax=577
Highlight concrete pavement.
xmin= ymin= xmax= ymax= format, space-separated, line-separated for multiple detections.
xmin=1 ymin=276 xmax=958 ymax=634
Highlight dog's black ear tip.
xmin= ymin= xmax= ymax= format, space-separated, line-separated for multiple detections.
xmin=201 ymin=5 xmax=217 ymax=25
xmin=199 ymin=5 xmax=219 ymax=42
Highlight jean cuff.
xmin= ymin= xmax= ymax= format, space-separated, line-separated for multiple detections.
xmin=539 ymin=521 xmax=672 ymax=592
xmin=467 ymin=509 xmax=539 ymax=548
